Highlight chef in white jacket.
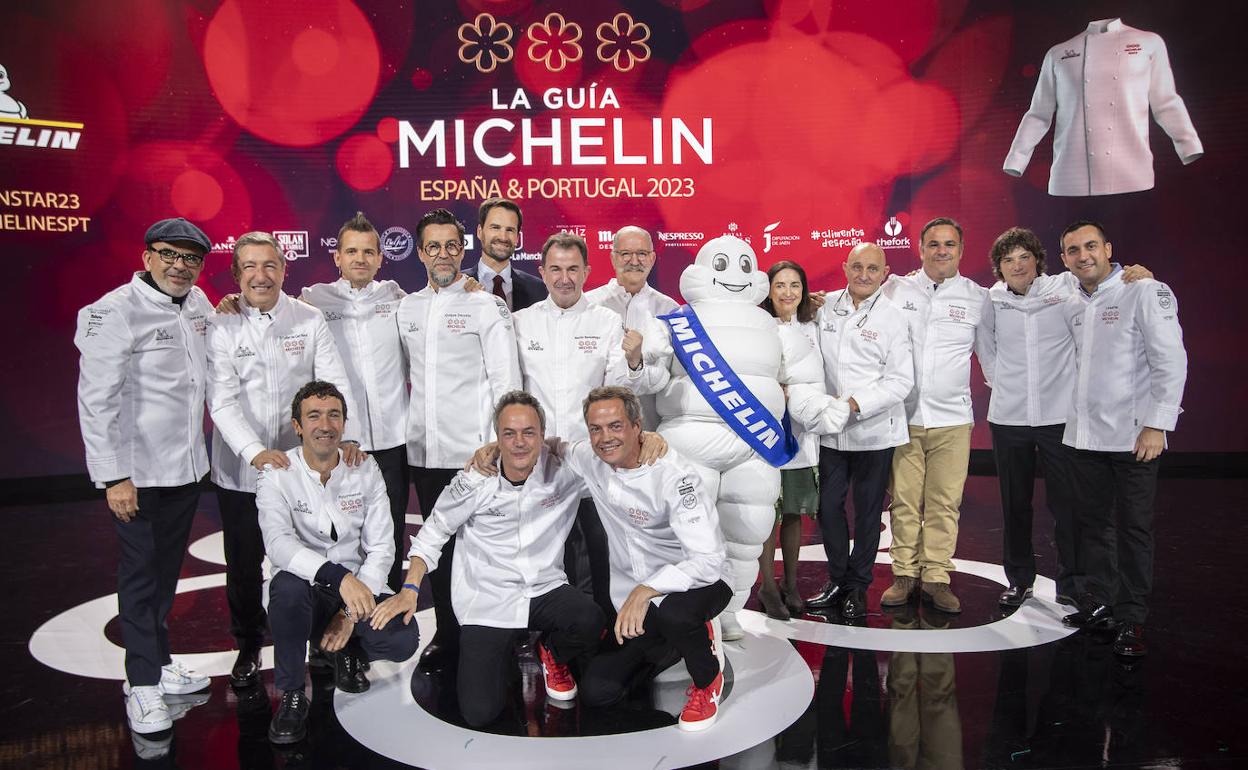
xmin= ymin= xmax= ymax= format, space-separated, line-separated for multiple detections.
xmin=75 ymin=217 xmax=214 ymax=734
xmin=396 ymin=208 xmax=522 ymax=667
xmin=881 ymin=217 xmax=990 ymax=614
xmin=258 ymin=380 xmax=417 ymax=744
xmin=207 ymin=230 xmax=359 ymax=688
xmin=1003 ymin=18 xmax=1202 ymax=196
xmin=1055 ymin=221 xmax=1186 ymax=660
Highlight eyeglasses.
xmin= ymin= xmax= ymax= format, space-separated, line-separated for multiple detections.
xmin=613 ymin=250 xmax=653 ymax=261
xmin=422 ymin=240 xmax=464 ymax=257
xmin=149 ymin=247 xmax=205 ymax=268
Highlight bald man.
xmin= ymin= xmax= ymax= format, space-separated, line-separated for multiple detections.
xmin=805 ymin=244 xmax=914 ymax=618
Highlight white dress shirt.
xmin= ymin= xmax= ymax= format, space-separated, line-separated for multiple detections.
xmin=75 ymin=273 xmax=212 ymax=488
xmin=1004 ymin=18 xmax=1203 ymax=196
xmin=514 ymin=296 xmax=662 ymax=444
xmin=884 ymin=272 xmax=990 ymax=429
xmin=584 ymin=278 xmax=681 ymax=329
xmin=397 ymin=276 xmax=522 ymax=469
xmin=562 ymin=443 xmax=731 ymax=611
xmin=300 ymin=279 xmax=407 ymax=452
xmin=207 ymin=293 xmax=358 ymax=493
xmin=814 ymin=289 xmax=914 ymax=451
xmin=257 ymin=447 xmax=394 ymax=597
xmin=407 ymin=447 xmax=584 ymax=628
xmin=1063 ymin=270 xmax=1187 ymax=451
xmin=980 ymin=272 xmax=1078 ymax=427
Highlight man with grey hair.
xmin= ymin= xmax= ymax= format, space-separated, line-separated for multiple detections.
xmin=396 ymin=209 xmax=522 ymax=669
xmin=207 ymin=230 xmax=360 ymax=688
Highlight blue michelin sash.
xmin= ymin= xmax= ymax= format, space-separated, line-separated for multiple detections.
xmin=658 ymin=305 xmax=798 ymax=467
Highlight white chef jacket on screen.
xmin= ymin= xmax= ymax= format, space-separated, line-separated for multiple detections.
xmin=257 ymin=447 xmax=394 ymax=598
xmin=300 ymin=279 xmax=407 ymax=452
xmin=1003 ymin=18 xmax=1203 ymax=196
xmin=813 ymin=289 xmax=914 ymax=451
xmin=884 ymin=272 xmax=989 ymax=429
xmin=980 ymin=272 xmax=1079 ymax=427
xmin=397 ymin=276 xmax=521 ymax=469
xmin=1062 ymin=271 xmax=1187 ymax=452
xmin=407 ymin=447 xmax=583 ymax=628
xmin=514 ymin=296 xmax=663 ymax=444
xmin=74 ymin=273 xmax=212 ymax=488
xmin=207 ymin=292 xmax=358 ymax=493
xmin=561 ymin=443 xmax=731 ymax=612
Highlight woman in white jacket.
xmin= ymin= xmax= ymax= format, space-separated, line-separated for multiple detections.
xmin=754 ymin=261 xmax=819 ymax=621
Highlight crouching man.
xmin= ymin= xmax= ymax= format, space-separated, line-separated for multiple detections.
xmin=258 ymin=381 xmax=420 ymax=744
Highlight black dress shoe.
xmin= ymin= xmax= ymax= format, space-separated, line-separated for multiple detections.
xmin=416 ymin=638 xmax=458 ymax=672
xmin=268 ymin=689 xmax=309 ymax=744
xmin=230 ymin=645 xmax=262 ymax=688
xmin=998 ymin=585 xmax=1033 ymax=607
xmin=804 ymin=581 xmax=845 ymax=610
xmin=1061 ymin=595 xmax=1115 ymax=631
xmin=334 ymin=651 xmax=370 ymax=693
xmin=841 ymin=588 xmax=867 ymax=619
xmin=1112 ymin=623 xmax=1147 ymax=657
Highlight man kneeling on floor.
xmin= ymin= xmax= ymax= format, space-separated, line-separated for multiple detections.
xmin=469 ymin=387 xmax=734 ymax=731
xmin=259 ymin=380 xmax=420 ymax=744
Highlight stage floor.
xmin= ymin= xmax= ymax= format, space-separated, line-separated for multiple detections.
xmin=3 ymin=477 xmax=1245 ymax=769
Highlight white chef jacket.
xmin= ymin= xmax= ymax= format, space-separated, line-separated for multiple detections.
xmin=397 ymin=276 xmax=522 ymax=469
xmin=1004 ymin=18 xmax=1203 ymax=197
xmin=884 ymin=272 xmax=990 ymax=429
xmin=980 ymin=273 xmax=1079 ymax=427
xmin=1062 ymin=271 xmax=1186 ymax=451
xmin=514 ymin=296 xmax=662 ymax=444
xmin=562 ymin=442 xmax=730 ymax=611
xmin=207 ymin=292 xmax=359 ymax=493
xmin=300 ymin=279 xmax=407 ymax=452
xmin=257 ymin=447 xmax=393 ymax=598
xmin=813 ymin=289 xmax=914 ymax=451
xmin=407 ymin=447 xmax=583 ymax=628
xmin=75 ymin=273 xmax=212 ymax=488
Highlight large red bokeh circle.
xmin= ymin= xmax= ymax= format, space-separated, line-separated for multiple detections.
xmin=336 ymin=134 xmax=394 ymax=191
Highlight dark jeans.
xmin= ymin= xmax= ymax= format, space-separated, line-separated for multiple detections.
xmin=563 ymin=497 xmax=615 ymax=625
xmin=1066 ymin=448 xmax=1160 ymax=624
xmin=818 ymin=446 xmax=894 ymax=590
xmin=371 ymin=445 xmax=411 ymax=592
xmin=216 ymin=486 xmax=267 ymax=646
xmin=115 ymin=481 xmax=201 ymax=685
xmin=580 ymin=580 xmax=732 ymax=706
xmin=989 ymin=423 xmax=1078 ymax=594
xmin=410 ymin=466 xmax=460 ymax=645
xmin=457 ymin=584 xmax=605 ymax=727
xmin=267 ymin=571 xmax=420 ymax=691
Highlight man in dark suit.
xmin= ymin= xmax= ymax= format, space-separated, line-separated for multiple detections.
xmin=463 ymin=197 xmax=548 ymax=311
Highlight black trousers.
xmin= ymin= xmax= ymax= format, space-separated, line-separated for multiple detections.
xmin=817 ymin=446 xmax=894 ymax=590
xmin=580 ymin=580 xmax=732 ymax=706
xmin=410 ymin=466 xmax=460 ymax=645
xmin=457 ymin=584 xmax=605 ymax=727
xmin=115 ymin=481 xmax=201 ymax=686
xmin=216 ymin=486 xmax=268 ymax=646
xmin=563 ymin=497 xmax=615 ymax=624
xmin=989 ymin=423 xmax=1078 ymax=594
xmin=371 ymin=445 xmax=411 ymax=592
xmin=267 ymin=571 xmax=420 ymax=691
xmin=1066 ymin=448 xmax=1160 ymax=624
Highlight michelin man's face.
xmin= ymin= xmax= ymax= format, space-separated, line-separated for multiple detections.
xmin=679 ymin=235 xmax=768 ymax=305
xmin=0 ymin=66 xmax=9 ymax=93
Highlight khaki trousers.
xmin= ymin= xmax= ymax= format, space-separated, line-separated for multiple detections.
xmin=888 ymin=424 xmax=972 ymax=583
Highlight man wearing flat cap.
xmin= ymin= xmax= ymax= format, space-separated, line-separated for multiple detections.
xmin=74 ymin=217 xmax=215 ymax=736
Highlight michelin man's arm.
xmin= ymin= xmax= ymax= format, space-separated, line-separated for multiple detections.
xmin=630 ymin=316 xmax=673 ymax=395
xmin=777 ymin=324 xmax=851 ymax=435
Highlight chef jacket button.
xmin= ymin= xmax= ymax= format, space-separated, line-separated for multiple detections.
xmin=1113 ymin=75 xmax=1119 ymax=80
xmin=1110 ymin=101 xmax=1115 ymax=106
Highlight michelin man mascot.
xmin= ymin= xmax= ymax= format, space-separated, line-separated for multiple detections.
xmin=640 ymin=236 xmax=850 ymax=640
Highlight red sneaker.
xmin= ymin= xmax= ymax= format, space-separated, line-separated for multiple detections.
xmin=537 ymin=641 xmax=577 ymax=701
xmin=678 ymin=670 xmax=723 ymax=732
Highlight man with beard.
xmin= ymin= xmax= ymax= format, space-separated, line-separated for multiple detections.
xmin=464 ymin=197 xmax=547 ymax=311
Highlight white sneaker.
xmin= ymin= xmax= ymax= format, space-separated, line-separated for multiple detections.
xmin=165 ymin=691 xmax=212 ymax=721
xmin=125 ymin=685 xmax=172 ymax=734
xmin=719 ymin=611 xmax=744 ymax=642
xmin=123 ymin=660 xmax=211 ymax=697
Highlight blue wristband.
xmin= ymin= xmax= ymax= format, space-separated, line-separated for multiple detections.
xmin=402 ymin=583 xmax=421 ymax=594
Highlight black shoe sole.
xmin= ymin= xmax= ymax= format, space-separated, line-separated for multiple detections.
xmin=335 ymin=679 xmax=371 ymax=694
xmin=267 ymin=725 xmax=307 ymax=745
xmin=998 ymin=593 xmax=1032 ymax=608
xmin=230 ymin=673 xmax=260 ymax=689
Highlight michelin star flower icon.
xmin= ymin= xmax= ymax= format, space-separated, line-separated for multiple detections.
xmin=526 ymin=13 xmax=583 ymax=73
xmin=458 ymin=13 xmax=514 ymax=74
xmin=596 ymin=13 xmax=651 ymax=72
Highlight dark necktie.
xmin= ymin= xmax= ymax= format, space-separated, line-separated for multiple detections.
xmin=492 ymin=274 xmax=508 ymax=307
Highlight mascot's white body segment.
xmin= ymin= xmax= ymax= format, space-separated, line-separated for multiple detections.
xmin=640 ymin=236 xmax=845 ymax=635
